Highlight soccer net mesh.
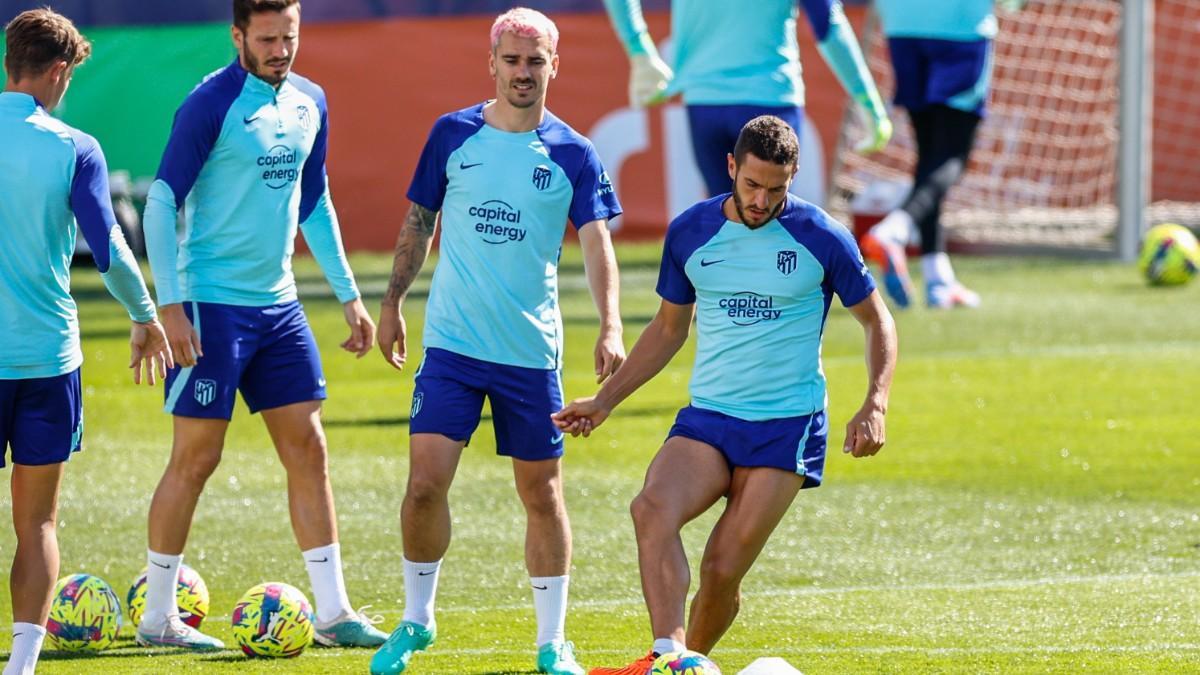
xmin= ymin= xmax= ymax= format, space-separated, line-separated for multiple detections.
xmin=827 ymin=0 xmax=1200 ymax=253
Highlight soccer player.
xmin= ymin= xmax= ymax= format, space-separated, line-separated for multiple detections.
xmin=553 ymin=116 xmax=898 ymax=674
xmin=0 ymin=9 xmax=172 ymax=674
xmin=136 ymin=0 xmax=385 ymax=650
xmin=862 ymin=0 xmax=1025 ymax=309
xmin=370 ymin=8 xmax=624 ymax=675
xmin=604 ymin=0 xmax=893 ymax=198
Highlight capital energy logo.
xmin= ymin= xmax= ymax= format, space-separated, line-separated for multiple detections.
xmin=469 ymin=199 xmax=526 ymax=244
xmin=258 ymin=145 xmax=298 ymax=189
xmin=718 ymin=292 xmax=782 ymax=326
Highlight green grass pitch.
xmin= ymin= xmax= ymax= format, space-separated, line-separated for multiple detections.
xmin=6 ymin=244 xmax=1200 ymax=673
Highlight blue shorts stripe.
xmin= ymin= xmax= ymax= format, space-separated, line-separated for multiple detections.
xmin=163 ymin=301 xmax=200 ymax=414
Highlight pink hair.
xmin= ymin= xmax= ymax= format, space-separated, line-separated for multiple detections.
xmin=490 ymin=7 xmax=559 ymax=52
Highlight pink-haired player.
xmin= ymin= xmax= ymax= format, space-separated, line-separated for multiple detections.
xmin=370 ymin=6 xmax=624 ymax=675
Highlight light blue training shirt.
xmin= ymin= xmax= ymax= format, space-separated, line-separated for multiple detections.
xmin=604 ymin=0 xmax=880 ymax=109
xmin=657 ymin=194 xmax=876 ymax=420
xmin=875 ymin=0 xmax=999 ymax=40
xmin=407 ymin=103 xmax=622 ymax=370
xmin=143 ymin=60 xmax=359 ymax=308
xmin=0 ymin=92 xmax=156 ymax=379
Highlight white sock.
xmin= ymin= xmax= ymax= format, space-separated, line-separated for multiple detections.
xmin=3 ymin=623 xmax=45 ymax=675
xmin=530 ymin=575 xmax=569 ymax=647
xmin=402 ymin=557 xmax=442 ymax=627
xmin=652 ymin=637 xmax=686 ymax=657
xmin=144 ymin=550 xmax=182 ymax=626
xmin=922 ymin=252 xmax=956 ymax=285
xmin=304 ymin=543 xmax=354 ymax=624
xmin=869 ymin=209 xmax=919 ymax=247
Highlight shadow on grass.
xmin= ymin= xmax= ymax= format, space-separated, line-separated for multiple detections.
xmin=324 ymin=403 xmax=682 ymax=429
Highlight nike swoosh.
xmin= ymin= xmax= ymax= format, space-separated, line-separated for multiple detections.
xmin=243 ymin=115 xmax=259 ymax=125
xmin=418 ymin=570 xmax=436 ymax=576
xmin=307 ymin=557 xmax=329 ymax=563
xmin=531 ymin=584 xmax=549 ymax=591
xmin=459 ymin=162 xmax=483 ymax=170
xmin=700 ymin=259 xmax=725 ymax=267
xmin=12 ymin=633 xmax=22 ymax=638
xmin=551 ymin=433 xmax=565 ymax=444
xmin=151 ymin=561 xmax=171 ymax=569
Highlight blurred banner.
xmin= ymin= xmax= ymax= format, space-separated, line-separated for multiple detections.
xmin=0 ymin=2 xmax=864 ymax=246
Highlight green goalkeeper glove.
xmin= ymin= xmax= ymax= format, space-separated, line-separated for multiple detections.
xmin=997 ymin=0 xmax=1028 ymax=13
xmin=854 ymin=92 xmax=893 ymax=154
xmin=629 ymin=49 xmax=673 ymax=108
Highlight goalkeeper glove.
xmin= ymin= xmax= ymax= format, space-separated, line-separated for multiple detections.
xmin=997 ymin=0 xmax=1028 ymax=12
xmin=854 ymin=93 xmax=893 ymax=154
xmin=629 ymin=49 xmax=673 ymax=108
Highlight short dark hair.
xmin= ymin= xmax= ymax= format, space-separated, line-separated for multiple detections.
xmin=3 ymin=8 xmax=91 ymax=82
xmin=733 ymin=115 xmax=800 ymax=169
xmin=233 ymin=0 xmax=301 ymax=31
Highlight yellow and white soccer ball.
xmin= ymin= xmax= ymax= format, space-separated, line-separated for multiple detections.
xmin=651 ymin=650 xmax=723 ymax=675
xmin=231 ymin=582 xmax=314 ymax=658
xmin=45 ymin=574 xmax=123 ymax=651
xmin=1139 ymin=223 xmax=1200 ymax=286
xmin=126 ymin=563 xmax=210 ymax=628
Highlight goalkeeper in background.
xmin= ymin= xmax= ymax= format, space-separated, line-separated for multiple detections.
xmin=604 ymin=0 xmax=893 ymax=198
xmin=862 ymin=0 xmax=1026 ymax=310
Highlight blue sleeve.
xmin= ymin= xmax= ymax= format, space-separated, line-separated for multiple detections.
xmin=298 ymin=83 xmax=330 ymax=224
xmin=568 ymin=144 xmax=622 ymax=229
xmin=820 ymin=215 xmax=876 ymax=307
xmin=655 ymin=223 xmax=697 ymax=305
xmin=68 ymin=131 xmax=117 ymax=272
xmin=155 ymin=91 xmax=226 ymax=208
xmin=406 ymin=116 xmax=454 ymax=212
xmin=799 ymin=0 xmax=835 ymax=41
xmin=603 ymin=0 xmax=657 ymax=56
xmin=69 ymin=131 xmax=156 ymax=322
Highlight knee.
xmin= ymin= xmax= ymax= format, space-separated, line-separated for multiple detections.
xmin=279 ymin=430 xmax=329 ymax=477
xmin=698 ymin=552 xmax=746 ymax=592
xmin=169 ymin=448 xmax=223 ymax=488
xmin=630 ymin=491 xmax=670 ymax=533
xmin=13 ymin=516 xmax=56 ymax=542
xmin=405 ymin=473 xmax=450 ymax=511
xmin=518 ymin=480 xmax=563 ymax=520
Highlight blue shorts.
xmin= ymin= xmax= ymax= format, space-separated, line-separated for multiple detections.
xmin=410 ymin=348 xmax=564 ymax=461
xmin=667 ymin=405 xmax=828 ymax=488
xmin=0 ymin=368 xmax=82 ymax=467
xmin=164 ymin=301 xmax=326 ymax=419
xmin=889 ymin=37 xmax=993 ymax=116
xmin=686 ymin=104 xmax=804 ymax=198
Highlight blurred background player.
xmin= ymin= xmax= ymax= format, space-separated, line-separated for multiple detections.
xmin=372 ymin=8 xmax=623 ymax=675
xmin=0 ymin=9 xmax=172 ymax=674
xmin=862 ymin=0 xmax=1026 ymax=309
xmin=603 ymin=0 xmax=893 ymax=199
xmin=553 ymin=116 xmax=897 ymax=674
xmin=136 ymin=0 xmax=384 ymax=651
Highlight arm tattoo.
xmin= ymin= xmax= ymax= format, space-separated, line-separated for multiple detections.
xmin=384 ymin=204 xmax=438 ymax=304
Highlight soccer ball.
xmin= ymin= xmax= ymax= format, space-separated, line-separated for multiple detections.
xmin=651 ymin=650 xmax=723 ymax=675
xmin=231 ymin=582 xmax=314 ymax=658
xmin=126 ymin=563 xmax=210 ymax=628
xmin=45 ymin=574 xmax=123 ymax=651
xmin=1139 ymin=223 xmax=1200 ymax=286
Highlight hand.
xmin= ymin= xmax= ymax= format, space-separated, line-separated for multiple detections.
xmin=551 ymin=396 xmax=612 ymax=438
xmin=842 ymin=402 xmax=886 ymax=457
xmin=629 ymin=50 xmax=673 ymax=108
xmin=129 ymin=319 xmax=174 ymax=385
xmin=593 ymin=329 xmax=625 ymax=383
xmin=377 ymin=302 xmax=407 ymax=370
xmin=160 ymin=303 xmax=202 ymax=368
xmin=854 ymin=101 xmax=893 ymax=155
xmin=341 ymin=297 xmax=375 ymax=358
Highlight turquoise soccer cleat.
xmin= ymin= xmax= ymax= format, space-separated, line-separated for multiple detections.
xmin=370 ymin=620 xmax=436 ymax=674
xmin=537 ymin=640 xmax=585 ymax=675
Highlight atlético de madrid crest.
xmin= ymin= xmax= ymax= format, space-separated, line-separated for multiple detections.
xmin=777 ymin=250 xmax=797 ymax=276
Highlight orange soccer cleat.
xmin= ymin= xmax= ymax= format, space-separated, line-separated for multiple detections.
xmin=588 ymin=650 xmax=657 ymax=675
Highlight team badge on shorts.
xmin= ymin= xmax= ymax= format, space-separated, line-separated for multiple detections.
xmin=532 ymin=165 xmax=552 ymax=191
xmin=411 ymin=392 xmax=424 ymax=418
xmin=194 ymin=379 xmax=217 ymax=407
xmin=777 ymin=250 xmax=797 ymax=276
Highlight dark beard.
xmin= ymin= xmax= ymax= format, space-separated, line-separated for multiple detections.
xmin=731 ymin=180 xmax=784 ymax=229
xmin=242 ymin=50 xmax=291 ymax=85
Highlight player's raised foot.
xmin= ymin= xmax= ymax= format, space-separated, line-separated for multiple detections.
xmin=370 ymin=620 xmax=436 ymax=674
xmin=861 ymin=232 xmax=914 ymax=308
xmin=135 ymin=614 xmax=225 ymax=650
xmin=314 ymin=606 xmax=388 ymax=647
xmin=926 ymin=280 xmax=981 ymax=309
xmin=588 ymin=650 xmax=656 ymax=675
xmin=538 ymin=639 xmax=585 ymax=675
